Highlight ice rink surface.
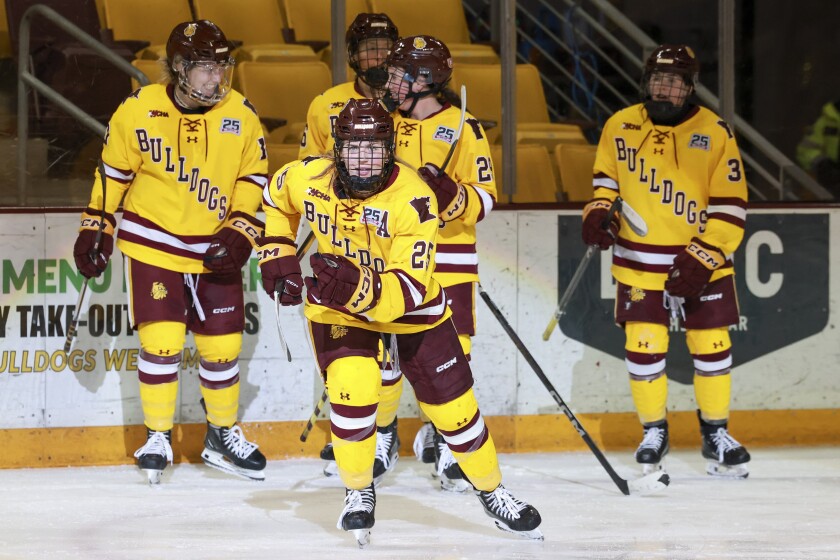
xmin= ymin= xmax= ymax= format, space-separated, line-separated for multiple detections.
xmin=1 ymin=447 xmax=838 ymax=560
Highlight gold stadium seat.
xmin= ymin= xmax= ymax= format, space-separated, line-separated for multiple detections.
xmin=369 ymin=0 xmax=498 ymax=64
xmin=130 ymin=59 xmax=167 ymax=90
xmin=266 ymin=143 xmax=303 ymax=175
xmin=193 ymin=0 xmax=317 ymax=62
xmin=103 ymin=0 xmax=192 ymax=60
xmin=236 ymin=61 xmax=332 ymax=144
xmin=452 ymin=63 xmax=587 ymax=150
xmin=555 ymin=143 xmax=597 ymax=202
xmin=282 ymin=0 xmax=370 ymax=48
xmin=490 ymin=144 xmax=560 ymax=204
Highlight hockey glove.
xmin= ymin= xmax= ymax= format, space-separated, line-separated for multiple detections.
xmin=257 ymin=236 xmax=303 ymax=305
xmin=305 ymin=253 xmax=382 ymax=314
xmin=664 ymin=237 xmax=727 ymax=298
xmin=204 ymin=212 xmax=265 ymax=274
xmin=581 ymin=198 xmax=620 ymax=249
xmin=417 ymin=163 xmax=467 ymax=222
xmin=73 ymin=207 xmax=116 ymax=279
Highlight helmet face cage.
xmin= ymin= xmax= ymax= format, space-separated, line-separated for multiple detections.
xmin=384 ymin=36 xmax=453 ymax=111
xmin=332 ymin=99 xmax=396 ymax=198
xmin=347 ymin=13 xmax=398 ymax=89
xmin=641 ymin=44 xmax=699 ymax=120
xmin=166 ymin=20 xmax=235 ymax=106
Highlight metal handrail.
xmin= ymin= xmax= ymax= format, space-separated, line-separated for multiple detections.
xmin=16 ymin=4 xmax=149 ymax=205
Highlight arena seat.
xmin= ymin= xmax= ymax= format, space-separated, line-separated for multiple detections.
xmin=193 ymin=0 xmax=317 ymax=62
xmin=369 ymin=0 xmax=497 ymax=64
xmin=103 ymin=0 xmax=191 ymax=59
xmin=235 ymin=61 xmax=332 ymax=144
xmin=281 ymin=0 xmax=370 ymax=50
xmin=555 ymin=143 xmax=597 ymax=202
xmin=265 ymin=142 xmax=303 ymax=175
xmin=490 ymin=144 xmax=560 ymax=204
xmin=130 ymin=58 xmax=166 ymax=90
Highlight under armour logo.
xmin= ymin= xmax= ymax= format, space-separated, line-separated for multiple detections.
xmin=638 ymin=341 xmax=649 ymax=348
xmin=398 ymin=140 xmax=410 ymax=147
xmin=343 ymin=225 xmax=356 ymax=232
xmin=456 ymin=417 xmax=468 ymax=427
xmin=713 ymin=341 xmax=724 ymax=349
xmin=340 ymin=392 xmax=350 ymax=401
xmin=186 ymin=136 xmax=198 ymax=143
xmin=160 ymin=349 xmax=171 ymax=355
xmin=653 ymin=148 xmax=664 ymax=155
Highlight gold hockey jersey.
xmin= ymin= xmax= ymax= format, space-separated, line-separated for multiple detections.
xmin=394 ymin=104 xmax=497 ymax=287
xmin=262 ymin=157 xmax=451 ymax=334
xmin=593 ymin=104 xmax=748 ymax=290
xmin=298 ymin=81 xmax=365 ymax=159
xmin=87 ymin=84 xmax=268 ymax=273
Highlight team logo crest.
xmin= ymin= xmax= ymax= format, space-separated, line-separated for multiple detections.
xmin=628 ymin=286 xmax=646 ymax=302
xmin=183 ymin=23 xmax=197 ymax=37
xmin=409 ymin=196 xmax=436 ymax=223
xmin=151 ymin=282 xmax=168 ymax=300
xmin=330 ymin=325 xmax=348 ymax=339
xmin=413 ymin=37 xmax=427 ymax=49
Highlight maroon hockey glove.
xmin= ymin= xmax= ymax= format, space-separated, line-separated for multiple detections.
xmin=204 ymin=212 xmax=265 ymax=274
xmin=417 ymin=163 xmax=467 ymax=221
xmin=73 ymin=207 xmax=116 ymax=279
xmin=305 ymin=253 xmax=382 ymax=314
xmin=581 ymin=198 xmax=620 ymax=249
xmin=664 ymin=237 xmax=727 ymax=298
xmin=257 ymin=236 xmax=303 ymax=305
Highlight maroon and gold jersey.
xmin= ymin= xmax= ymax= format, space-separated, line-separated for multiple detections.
xmin=299 ymin=81 xmax=366 ymax=159
xmin=593 ymin=103 xmax=748 ymax=290
xmin=394 ymin=104 xmax=496 ymax=287
xmin=262 ymin=157 xmax=451 ymax=334
xmin=86 ymin=84 xmax=268 ymax=273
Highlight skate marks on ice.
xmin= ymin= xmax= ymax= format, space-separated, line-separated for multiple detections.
xmin=2 ymin=449 xmax=840 ymax=559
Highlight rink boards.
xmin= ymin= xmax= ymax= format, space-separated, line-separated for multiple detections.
xmin=1 ymin=206 xmax=838 ymax=467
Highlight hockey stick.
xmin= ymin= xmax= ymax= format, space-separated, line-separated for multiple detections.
xmin=542 ymin=197 xmax=648 ymax=341
xmin=477 ymin=284 xmax=669 ymax=496
xmin=439 ymin=85 xmax=467 ymax=173
xmin=300 ymin=388 xmax=328 ymax=442
xmin=272 ymin=228 xmax=317 ymax=362
xmin=65 ymin=159 xmax=108 ymax=353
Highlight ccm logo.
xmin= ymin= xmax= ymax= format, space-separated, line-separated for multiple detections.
xmin=699 ymin=293 xmax=723 ymax=302
xmin=212 ymin=306 xmax=235 ymax=314
xmin=435 ymin=357 xmax=457 ymax=373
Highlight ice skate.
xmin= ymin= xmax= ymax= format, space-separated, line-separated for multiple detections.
xmin=320 ymin=442 xmax=338 ymax=477
xmin=133 ymin=428 xmax=173 ymax=485
xmin=635 ymin=421 xmax=669 ymax=474
xmin=699 ymin=412 xmax=750 ymax=478
xmin=372 ymin=419 xmax=399 ymax=487
xmin=201 ymin=423 xmax=266 ymax=481
xmin=412 ymin=421 xmax=436 ymax=464
xmin=336 ymin=484 xmax=375 ymax=548
xmin=433 ymin=432 xmax=471 ymax=492
xmin=476 ymin=484 xmax=543 ymax=540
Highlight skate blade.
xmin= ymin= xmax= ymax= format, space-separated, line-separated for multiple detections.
xmin=323 ymin=460 xmax=338 ymax=477
xmin=706 ymin=461 xmax=749 ymax=479
xmin=201 ymin=450 xmax=265 ymax=481
xmin=628 ymin=470 xmax=671 ymax=495
xmin=440 ymin=477 xmax=472 ymax=493
xmin=641 ymin=461 xmax=664 ymax=475
xmin=351 ymin=528 xmax=370 ymax=548
xmin=493 ymin=521 xmax=544 ymax=541
xmin=141 ymin=468 xmax=163 ymax=485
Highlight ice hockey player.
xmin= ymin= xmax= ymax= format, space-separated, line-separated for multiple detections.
xmin=583 ymin=44 xmax=750 ymax=478
xmin=297 ymin=12 xmax=402 ymax=486
xmin=258 ymin=99 xmax=542 ymax=546
xmin=382 ymin=35 xmax=498 ymax=491
xmin=72 ymin=20 xmax=268 ymax=484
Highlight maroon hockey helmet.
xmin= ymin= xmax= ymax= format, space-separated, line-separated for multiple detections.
xmin=346 ymin=13 xmax=399 ymax=89
xmin=643 ymin=44 xmax=699 ymax=86
xmin=387 ymin=35 xmax=453 ymax=88
xmin=166 ymin=20 xmax=235 ymax=106
xmin=333 ymin=99 xmax=396 ymax=198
